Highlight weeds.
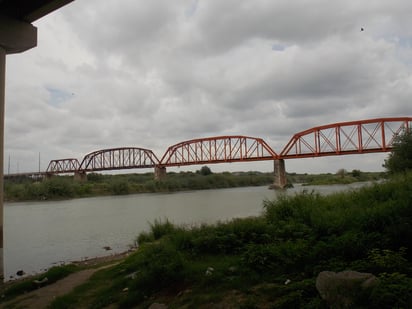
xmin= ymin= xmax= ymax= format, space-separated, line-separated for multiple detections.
xmin=42 ymin=172 xmax=412 ymax=307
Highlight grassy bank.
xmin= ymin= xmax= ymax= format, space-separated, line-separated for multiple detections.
xmin=3 ymin=172 xmax=407 ymax=308
xmin=4 ymin=170 xmax=382 ymax=202
xmin=4 ymin=171 xmax=275 ymax=202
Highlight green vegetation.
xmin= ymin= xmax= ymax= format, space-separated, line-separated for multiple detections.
xmin=1 ymin=264 xmax=79 ymax=302
xmin=4 ymin=167 xmax=383 ymax=202
xmin=3 ymin=135 xmax=411 ymax=307
xmin=28 ymin=172 xmax=412 ymax=308
xmin=384 ymin=128 xmax=412 ymax=174
xmin=288 ymin=170 xmax=382 ymax=186
xmin=4 ymin=169 xmax=274 ymax=202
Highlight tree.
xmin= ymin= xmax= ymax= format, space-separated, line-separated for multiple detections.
xmin=351 ymin=169 xmax=362 ymax=178
xmin=384 ymin=129 xmax=412 ymax=174
xmin=198 ymin=165 xmax=212 ymax=176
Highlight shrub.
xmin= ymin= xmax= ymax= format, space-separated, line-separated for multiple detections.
xmin=369 ymin=273 xmax=412 ymax=308
xmin=367 ymin=248 xmax=409 ymax=274
xmin=45 ymin=178 xmax=75 ymax=198
xmin=126 ymin=242 xmax=186 ymax=295
xmin=148 ymin=218 xmax=178 ymax=240
xmin=110 ymin=180 xmax=129 ymax=195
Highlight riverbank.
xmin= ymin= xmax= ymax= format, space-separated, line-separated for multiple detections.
xmin=2 ymin=172 xmax=410 ymax=308
xmin=4 ymin=170 xmax=383 ymax=202
xmin=0 ymin=251 xmax=133 ymax=308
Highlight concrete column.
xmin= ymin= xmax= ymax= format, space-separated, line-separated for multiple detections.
xmin=154 ymin=166 xmax=166 ymax=180
xmin=0 ymin=16 xmax=37 ymax=282
xmin=74 ymin=171 xmax=87 ymax=181
xmin=0 ymin=47 xmax=5 ymax=282
xmin=272 ymin=159 xmax=287 ymax=189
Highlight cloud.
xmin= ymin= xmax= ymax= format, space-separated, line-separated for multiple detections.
xmin=4 ymin=0 xmax=412 ymax=174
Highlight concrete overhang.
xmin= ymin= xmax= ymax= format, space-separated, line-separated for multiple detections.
xmin=0 ymin=0 xmax=74 ymax=54
xmin=0 ymin=0 xmax=74 ymax=23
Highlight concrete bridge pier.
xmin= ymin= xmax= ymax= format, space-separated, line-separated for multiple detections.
xmin=272 ymin=159 xmax=287 ymax=189
xmin=74 ymin=171 xmax=87 ymax=181
xmin=154 ymin=166 xmax=166 ymax=180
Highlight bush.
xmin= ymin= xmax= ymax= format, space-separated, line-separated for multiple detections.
xmin=49 ymin=179 xmax=74 ymax=197
xmin=126 ymin=242 xmax=186 ymax=294
xmin=367 ymin=248 xmax=409 ymax=274
xmin=241 ymin=240 xmax=311 ymax=274
xmin=148 ymin=218 xmax=177 ymax=240
xmin=369 ymin=273 xmax=412 ymax=308
xmin=110 ymin=180 xmax=129 ymax=195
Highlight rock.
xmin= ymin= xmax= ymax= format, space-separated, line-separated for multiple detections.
xmin=316 ymin=270 xmax=379 ymax=308
xmin=148 ymin=303 xmax=168 ymax=309
xmin=228 ymin=266 xmax=237 ymax=273
xmin=125 ymin=271 xmax=138 ymax=279
xmin=33 ymin=277 xmax=49 ymax=288
xmin=16 ymin=270 xmax=25 ymax=276
xmin=284 ymin=279 xmax=291 ymax=285
xmin=205 ymin=266 xmax=214 ymax=276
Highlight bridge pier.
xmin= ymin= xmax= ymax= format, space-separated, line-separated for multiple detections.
xmin=74 ymin=171 xmax=87 ymax=181
xmin=154 ymin=166 xmax=166 ymax=180
xmin=272 ymin=159 xmax=287 ymax=189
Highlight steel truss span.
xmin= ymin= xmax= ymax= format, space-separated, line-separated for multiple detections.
xmin=160 ymin=136 xmax=278 ymax=167
xmin=280 ymin=117 xmax=412 ymax=159
xmin=40 ymin=116 xmax=412 ymax=176
xmin=46 ymin=158 xmax=80 ymax=174
xmin=79 ymin=147 xmax=160 ymax=172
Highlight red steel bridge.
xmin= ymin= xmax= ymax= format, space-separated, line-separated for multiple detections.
xmin=8 ymin=117 xmax=412 ymax=187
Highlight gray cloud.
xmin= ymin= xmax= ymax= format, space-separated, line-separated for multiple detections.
xmin=4 ymin=0 xmax=412 ymax=174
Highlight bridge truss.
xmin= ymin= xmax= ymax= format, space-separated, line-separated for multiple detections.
xmin=79 ymin=147 xmax=160 ymax=172
xmin=46 ymin=158 xmax=81 ymax=174
xmin=160 ymin=136 xmax=278 ymax=167
xmin=40 ymin=117 xmax=412 ymax=176
xmin=280 ymin=117 xmax=412 ymax=159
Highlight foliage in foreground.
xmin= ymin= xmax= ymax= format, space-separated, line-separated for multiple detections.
xmin=45 ymin=172 xmax=412 ymax=308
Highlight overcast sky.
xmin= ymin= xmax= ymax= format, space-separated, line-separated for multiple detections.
xmin=4 ymin=0 xmax=412 ymax=174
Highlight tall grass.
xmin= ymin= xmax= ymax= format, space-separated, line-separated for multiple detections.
xmin=48 ymin=172 xmax=412 ymax=308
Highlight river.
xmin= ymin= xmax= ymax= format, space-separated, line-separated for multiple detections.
xmin=4 ymin=182 xmax=368 ymax=279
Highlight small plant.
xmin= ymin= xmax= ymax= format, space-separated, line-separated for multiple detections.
xmin=149 ymin=218 xmax=177 ymax=240
xmin=125 ymin=242 xmax=186 ymax=297
xmin=369 ymin=272 xmax=412 ymax=308
xmin=367 ymin=247 xmax=409 ymax=273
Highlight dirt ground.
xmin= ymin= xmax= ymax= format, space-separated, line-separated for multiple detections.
xmin=0 ymin=251 xmax=131 ymax=309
